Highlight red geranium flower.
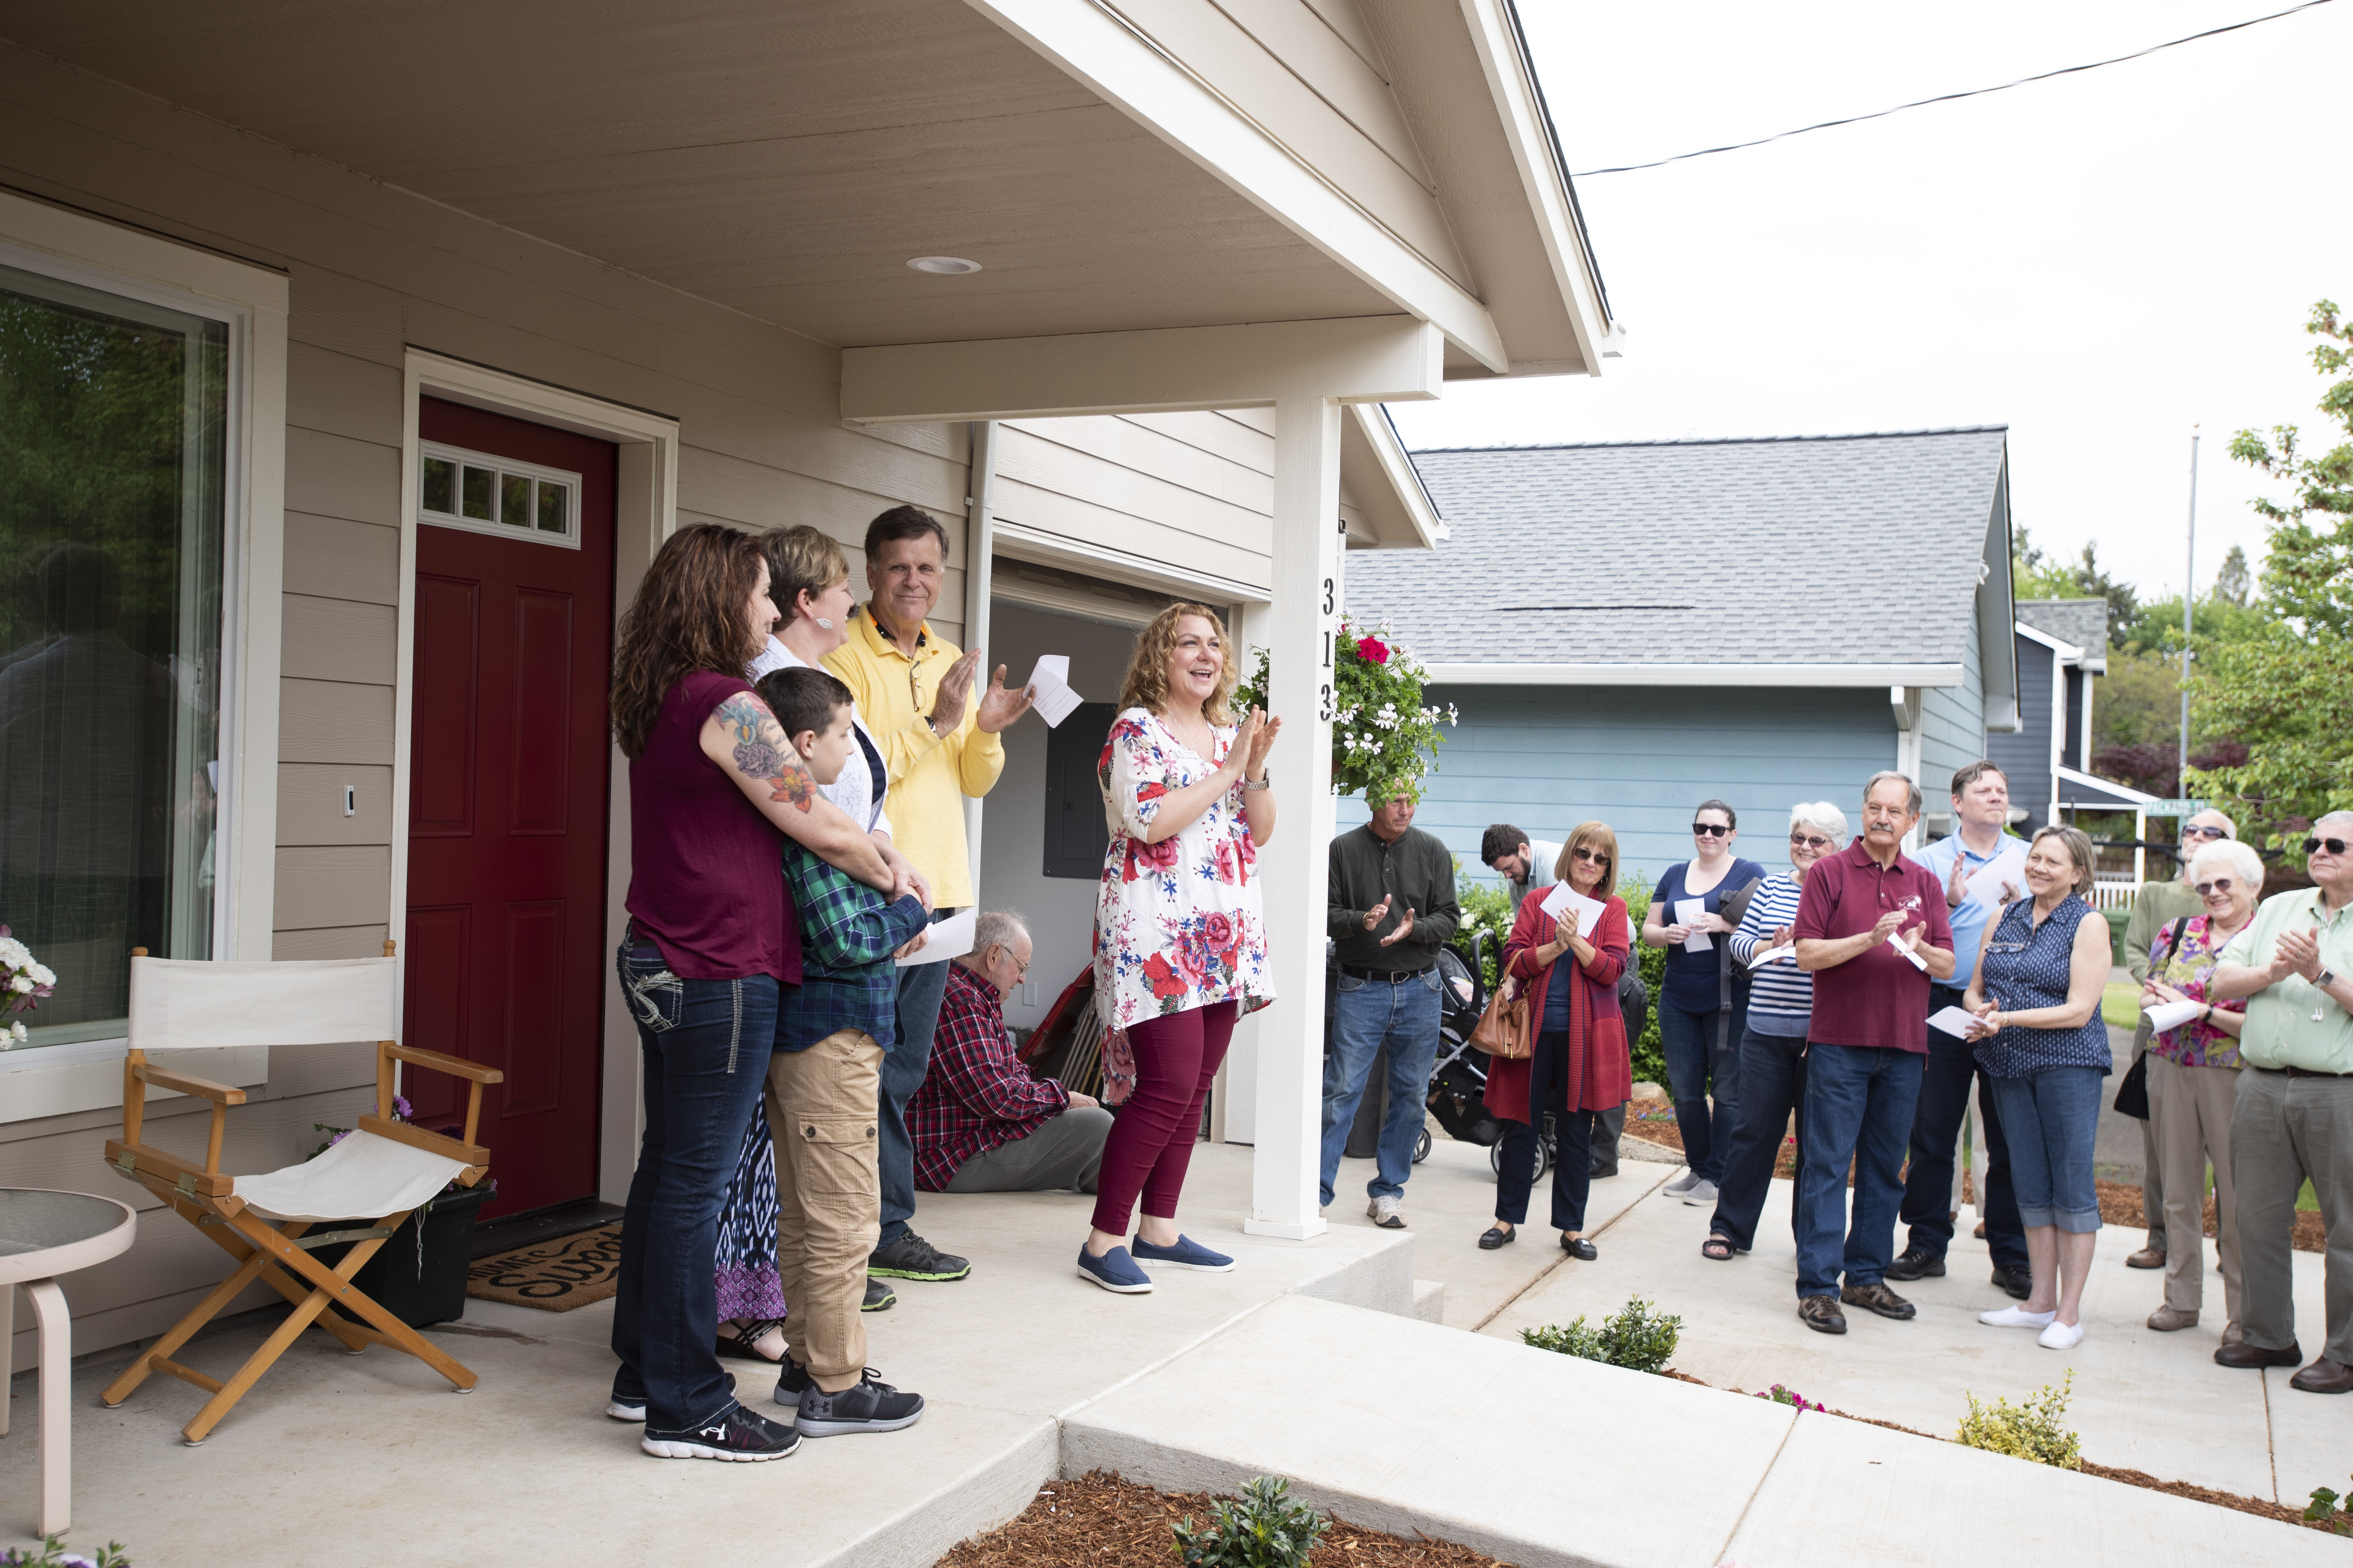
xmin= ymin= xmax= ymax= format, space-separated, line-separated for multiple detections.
xmin=1356 ymin=636 xmax=1390 ymax=665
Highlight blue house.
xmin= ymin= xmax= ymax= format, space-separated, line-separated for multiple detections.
xmin=1341 ymin=428 xmax=2019 ymax=886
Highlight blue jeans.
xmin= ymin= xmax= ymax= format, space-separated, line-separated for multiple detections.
xmin=877 ymin=911 xmax=954 ymax=1245
xmin=609 ymin=944 xmax=780 ymax=1432
xmin=1794 ymin=1041 xmax=1924 ymax=1298
xmin=1899 ymin=990 xmax=2027 ymax=1268
xmin=1707 ymin=1025 xmax=1807 ymax=1252
xmin=1987 ymin=1068 xmax=2106 ymax=1233
xmin=1659 ymin=997 xmax=1745 ymax=1184
xmin=1319 ymin=968 xmax=1442 ymax=1205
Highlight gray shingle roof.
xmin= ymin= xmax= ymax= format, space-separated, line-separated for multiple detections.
xmin=2015 ymin=599 xmax=2109 ymax=672
xmin=1345 ymin=428 xmax=2008 ymax=667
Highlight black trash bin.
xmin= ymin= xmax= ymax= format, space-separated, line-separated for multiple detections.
xmin=304 ymin=1180 xmax=495 ymax=1329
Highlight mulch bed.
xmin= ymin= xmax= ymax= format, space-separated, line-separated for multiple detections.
xmin=941 ymin=1473 xmax=1512 ymax=1568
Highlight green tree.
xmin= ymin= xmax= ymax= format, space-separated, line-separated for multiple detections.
xmin=2213 ymin=543 xmax=2253 ymax=607
xmin=2011 ymin=526 xmax=2140 ymax=639
xmin=2188 ymin=298 xmax=2353 ymax=847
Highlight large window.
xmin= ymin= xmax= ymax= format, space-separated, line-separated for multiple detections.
xmin=0 ymin=261 xmax=226 ymax=1050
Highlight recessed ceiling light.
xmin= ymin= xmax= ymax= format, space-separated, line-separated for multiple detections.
xmin=906 ymin=255 xmax=983 ymax=275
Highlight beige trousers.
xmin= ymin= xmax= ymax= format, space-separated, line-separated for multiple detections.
xmin=2148 ymin=1052 xmax=2242 ymax=1324
xmin=765 ymin=1027 xmax=883 ymax=1394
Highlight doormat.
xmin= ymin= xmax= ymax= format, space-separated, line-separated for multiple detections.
xmin=466 ymin=1223 xmax=623 ymax=1311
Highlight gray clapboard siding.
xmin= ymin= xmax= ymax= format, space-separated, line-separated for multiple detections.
xmin=278 ymin=677 xmax=395 ymax=766
xmin=1344 ymin=685 xmax=1895 ymax=886
xmin=281 ymin=593 xmax=397 ymax=686
xmin=272 ymin=846 xmax=393 ymax=932
xmin=286 ymin=339 xmax=402 ymax=444
xmin=284 ymin=424 xmax=401 ymax=527
xmin=276 ymin=764 xmax=394 ymax=845
xmin=1917 ymin=613 xmax=1989 ymax=795
xmin=282 ymin=511 xmax=401 ymax=605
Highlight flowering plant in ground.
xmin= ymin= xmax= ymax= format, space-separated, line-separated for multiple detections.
xmin=2305 ymin=1477 xmax=2353 ymax=1536
xmin=1232 ymin=618 xmax=1456 ymax=803
xmin=1523 ymin=1295 xmax=1682 ymax=1374
xmin=0 ymin=925 xmax=59 ymax=1049
xmin=1956 ymin=1369 xmax=2081 ymax=1469
xmin=1171 ymin=1475 xmax=1327 ymax=1568
xmin=1 ymin=1537 xmax=129 ymax=1567
xmin=1755 ymin=1383 xmax=1823 ymax=1412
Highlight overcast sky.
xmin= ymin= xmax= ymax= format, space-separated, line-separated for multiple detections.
xmin=1386 ymin=0 xmax=2352 ymax=605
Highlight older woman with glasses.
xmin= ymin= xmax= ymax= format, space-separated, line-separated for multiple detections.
xmin=1968 ymin=825 xmax=2114 ymax=1351
xmin=1642 ymin=799 xmax=1766 ymax=1208
xmin=1482 ymin=823 xmax=1634 ymax=1259
xmin=2139 ymin=838 xmax=2258 ymax=1341
xmin=1703 ymin=802 xmax=1846 ymax=1260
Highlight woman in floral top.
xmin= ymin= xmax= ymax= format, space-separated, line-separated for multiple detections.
xmin=1077 ymin=603 xmax=1279 ymax=1294
xmin=2139 ymin=838 xmax=2259 ymax=1341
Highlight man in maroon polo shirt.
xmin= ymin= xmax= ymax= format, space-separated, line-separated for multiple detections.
xmin=1789 ymin=771 xmax=1957 ymax=1336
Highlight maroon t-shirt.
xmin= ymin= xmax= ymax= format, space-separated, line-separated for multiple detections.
xmin=1792 ymin=839 xmax=1953 ymax=1053
xmin=624 ymin=671 xmax=803 ymax=984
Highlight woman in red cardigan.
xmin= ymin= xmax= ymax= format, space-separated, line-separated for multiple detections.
xmin=1481 ymin=820 xmax=1634 ymax=1259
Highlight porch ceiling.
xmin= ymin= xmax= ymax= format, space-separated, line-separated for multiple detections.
xmin=0 ymin=0 xmax=1398 ymax=348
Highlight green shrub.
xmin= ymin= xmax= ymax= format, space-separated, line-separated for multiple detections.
xmin=1 ymin=1538 xmax=131 ymax=1567
xmin=1956 ymin=1371 xmax=2082 ymax=1469
xmin=1522 ymin=1295 xmax=1682 ymax=1374
xmin=1455 ymin=867 xmax=1665 ymax=1086
xmin=2304 ymin=1479 xmax=2353 ymax=1536
xmin=1171 ymin=1476 xmax=1328 ymax=1568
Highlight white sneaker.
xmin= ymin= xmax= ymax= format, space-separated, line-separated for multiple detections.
xmin=1681 ymin=1179 xmax=1719 ymax=1207
xmin=1980 ymin=1305 xmax=2057 ymax=1329
xmin=1367 ymin=1195 xmax=1407 ymax=1229
xmin=2037 ymin=1319 xmax=2085 ymax=1350
xmin=1661 ymin=1170 xmax=1699 ymax=1197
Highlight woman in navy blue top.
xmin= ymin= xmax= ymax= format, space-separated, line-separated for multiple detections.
xmin=1964 ymin=825 xmax=2113 ymax=1351
xmin=1640 ymin=798 xmax=1766 ymax=1199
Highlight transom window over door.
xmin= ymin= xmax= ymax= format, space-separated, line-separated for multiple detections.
xmin=419 ymin=440 xmax=579 ymax=548
xmin=0 ymin=261 xmax=228 ymax=1050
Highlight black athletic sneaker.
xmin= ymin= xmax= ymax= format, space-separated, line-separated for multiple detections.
xmin=862 ymin=1275 xmax=897 ymax=1311
xmin=794 ymin=1367 xmax=926 ymax=1437
xmin=641 ymin=1401 xmax=801 ymax=1461
xmin=868 ymin=1229 xmax=971 ymax=1281
xmin=774 ymin=1357 xmax=891 ymax=1407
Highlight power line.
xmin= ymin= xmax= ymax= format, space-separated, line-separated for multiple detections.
xmin=1572 ymin=0 xmax=2337 ymax=177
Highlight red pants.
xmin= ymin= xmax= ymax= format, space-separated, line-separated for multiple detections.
xmin=1090 ymin=1001 xmax=1236 ymax=1235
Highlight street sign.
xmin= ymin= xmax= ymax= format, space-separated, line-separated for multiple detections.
xmin=2144 ymin=799 xmax=2211 ymax=815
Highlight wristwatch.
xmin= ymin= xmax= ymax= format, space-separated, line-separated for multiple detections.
xmin=1243 ymin=773 xmax=1271 ymax=791
xmin=924 ymin=713 xmax=943 ymax=738
xmin=2319 ymin=967 xmax=2339 ymax=991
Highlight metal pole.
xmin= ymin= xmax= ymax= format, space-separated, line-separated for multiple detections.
xmin=2179 ymin=426 xmax=2198 ymax=778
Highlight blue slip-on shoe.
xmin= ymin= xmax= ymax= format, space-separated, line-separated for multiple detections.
xmin=1130 ymin=1234 xmax=1236 ymax=1273
xmin=1075 ymin=1244 xmax=1153 ymax=1294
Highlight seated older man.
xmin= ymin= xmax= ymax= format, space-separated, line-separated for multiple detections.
xmin=909 ymin=911 xmax=1114 ymax=1195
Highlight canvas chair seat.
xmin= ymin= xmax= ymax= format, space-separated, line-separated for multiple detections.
xmin=234 ymin=1129 xmax=468 ymax=1224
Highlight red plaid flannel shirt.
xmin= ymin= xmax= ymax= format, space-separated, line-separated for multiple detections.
xmin=910 ymin=962 xmax=1072 ymax=1191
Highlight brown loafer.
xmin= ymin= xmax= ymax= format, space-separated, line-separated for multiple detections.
xmin=2146 ymin=1306 xmax=2199 ymax=1332
xmin=1798 ymin=1294 xmax=1847 ymax=1335
xmin=2215 ymin=1340 xmax=2301 ymax=1369
xmin=2291 ymin=1358 xmax=2353 ymax=1394
xmin=1840 ymin=1281 xmax=1917 ymax=1320
xmin=2125 ymin=1246 xmax=2166 ymax=1270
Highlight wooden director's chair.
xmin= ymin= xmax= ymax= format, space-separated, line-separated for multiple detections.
xmin=99 ymin=942 xmax=504 ymax=1444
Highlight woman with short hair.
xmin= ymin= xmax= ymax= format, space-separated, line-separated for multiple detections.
xmin=1703 ymin=802 xmax=1846 ymax=1260
xmin=1481 ymin=822 xmax=1634 ymax=1259
xmin=1641 ymin=798 xmax=1766 ymax=1208
xmin=1966 ymin=824 xmax=2113 ymax=1351
xmin=2139 ymin=837 xmax=2261 ymax=1340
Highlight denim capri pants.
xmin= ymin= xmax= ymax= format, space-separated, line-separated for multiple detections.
xmin=1985 ymin=1067 xmax=2105 ymax=1233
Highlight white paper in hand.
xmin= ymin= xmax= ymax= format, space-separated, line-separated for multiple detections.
xmin=1962 ymin=858 xmax=2023 ymax=905
xmin=1886 ymin=931 xmax=1929 ymax=971
xmin=1024 ymin=655 xmax=1083 ymax=728
xmin=1747 ymin=944 xmax=1796 ymax=971
xmin=1540 ymin=882 xmax=1606 ymax=934
xmin=1928 ymin=1004 xmax=1983 ymax=1037
xmin=896 ymin=907 xmax=976 ymax=967
xmin=1675 ymin=897 xmax=1710 ymax=953
xmin=2144 ymin=998 xmax=2204 ymax=1034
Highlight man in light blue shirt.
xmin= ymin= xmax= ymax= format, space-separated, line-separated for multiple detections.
xmin=1888 ymin=761 xmax=2034 ymax=1294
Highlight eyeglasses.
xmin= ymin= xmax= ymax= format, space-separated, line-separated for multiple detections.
xmin=2184 ymin=825 xmax=2230 ymax=840
xmin=1572 ymin=848 xmax=1611 ymax=864
xmin=1789 ymin=833 xmax=1832 ymax=850
xmin=2194 ymin=879 xmax=2237 ymax=896
xmin=1692 ymin=823 xmax=1731 ymax=837
xmin=2308 ymin=838 xmax=2351 ymax=857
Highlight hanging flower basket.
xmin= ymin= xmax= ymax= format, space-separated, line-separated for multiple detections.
xmin=1235 ymin=618 xmax=1456 ymax=801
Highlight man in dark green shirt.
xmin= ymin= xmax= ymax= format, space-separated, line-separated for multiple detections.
xmin=1320 ymin=788 xmax=1461 ymax=1228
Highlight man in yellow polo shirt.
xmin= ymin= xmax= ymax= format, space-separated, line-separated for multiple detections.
xmin=2209 ymin=811 xmax=2353 ymax=1392
xmin=826 ymin=504 xmax=1033 ymax=1289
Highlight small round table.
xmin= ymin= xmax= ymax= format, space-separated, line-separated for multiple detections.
xmin=2 ymin=1188 xmax=137 ymax=1538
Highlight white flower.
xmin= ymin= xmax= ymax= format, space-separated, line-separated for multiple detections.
xmin=0 ymin=938 xmax=27 ymax=968
xmin=27 ymin=963 xmax=51 ymax=986
xmin=7 ymin=1020 xmax=24 ymax=1041
xmin=8 ymin=975 xmax=28 ymax=993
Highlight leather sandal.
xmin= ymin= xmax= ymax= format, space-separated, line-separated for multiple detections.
xmin=1478 ymin=1225 xmax=1516 ymax=1250
xmin=715 ymin=1317 xmax=787 ymax=1362
xmin=1701 ymin=1235 xmax=1737 ymax=1261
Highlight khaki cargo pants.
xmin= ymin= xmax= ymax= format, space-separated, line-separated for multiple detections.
xmin=765 ymin=1027 xmax=882 ymax=1394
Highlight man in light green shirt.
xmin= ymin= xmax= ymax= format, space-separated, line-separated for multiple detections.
xmin=2208 ymin=813 xmax=2353 ymax=1392
xmin=2120 ymin=807 xmax=2239 ymax=1268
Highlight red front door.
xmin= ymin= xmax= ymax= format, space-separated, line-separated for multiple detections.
xmin=405 ymin=396 xmax=616 ymax=1219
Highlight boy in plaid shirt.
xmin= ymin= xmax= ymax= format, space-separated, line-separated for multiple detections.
xmin=754 ymin=666 xmax=930 ymax=1437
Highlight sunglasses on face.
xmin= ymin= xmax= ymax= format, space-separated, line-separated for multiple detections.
xmin=1572 ymin=848 xmax=1611 ymax=865
xmin=2308 ymin=838 xmax=2351 ymax=857
xmin=1789 ymin=833 xmax=1832 ymax=850
xmin=2184 ymin=825 xmax=2230 ymax=840
xmin=2195 ymin=879 xmax=2237 ymax=897
xmin=1692 ymin=823 xmax=1731 ymax=837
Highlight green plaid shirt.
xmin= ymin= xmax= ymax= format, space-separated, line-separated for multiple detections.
xmin=776 ymin=840 xmax=929 ymax=1051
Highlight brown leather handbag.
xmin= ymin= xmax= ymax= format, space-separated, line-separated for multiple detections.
xmin=1470 ymin=971 xmax=1532 ymax=1060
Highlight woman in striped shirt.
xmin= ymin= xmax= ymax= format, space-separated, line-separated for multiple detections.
xmin=1702 ymin=801 xmax=1848 ymax=1261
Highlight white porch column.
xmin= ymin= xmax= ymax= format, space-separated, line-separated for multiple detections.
xmin=1245 ymin=394 xmax=1342 ymax=1239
